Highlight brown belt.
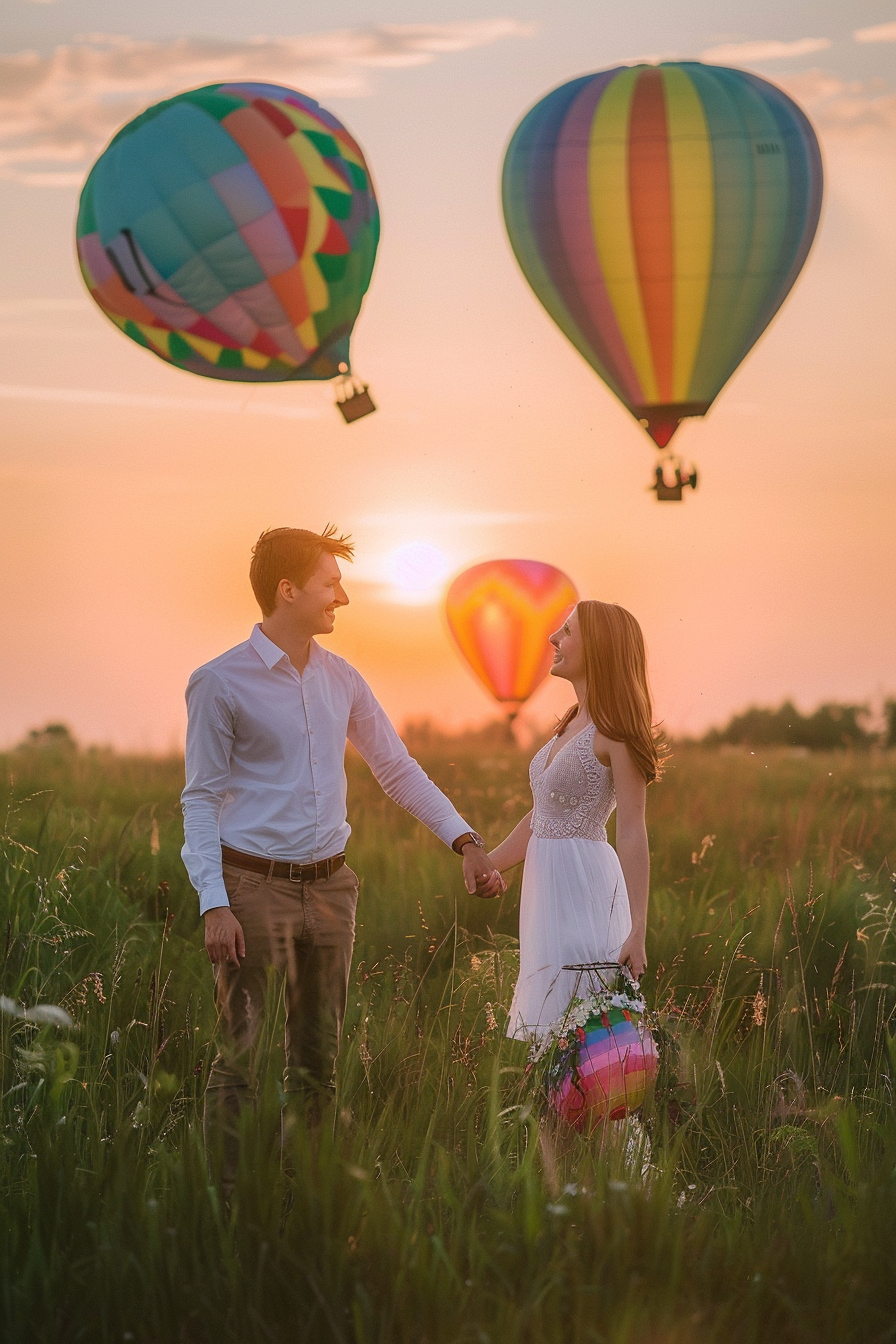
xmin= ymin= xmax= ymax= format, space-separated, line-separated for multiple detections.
xmin=221 ymin=845 xmax=346 ymax=884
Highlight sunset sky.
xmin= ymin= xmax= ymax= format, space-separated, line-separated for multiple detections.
xmin=1 ymin=0 xmax=895 ymax=751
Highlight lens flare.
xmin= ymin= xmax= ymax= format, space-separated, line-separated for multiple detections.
xmin=385 ymin=543 xmax=452 ymax=598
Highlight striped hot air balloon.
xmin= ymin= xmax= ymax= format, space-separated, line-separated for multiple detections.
xmin=445 ymin=560 xmax=577 ymax=716
xmin=502 ymin=63 xmax=823 ymax=453
xmin=76 ymin=83 xmax=379 ymax=419
xmin=537 ymin=966 xmax=659 ymax=1131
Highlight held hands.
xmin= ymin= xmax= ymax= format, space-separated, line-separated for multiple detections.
xmin=617 ymin=931 xmax=647 ymax=980
xmin=462 ymin=845 xmax=506 ymax=900
xmin=204 ymin=906 xmax=246 ymax=966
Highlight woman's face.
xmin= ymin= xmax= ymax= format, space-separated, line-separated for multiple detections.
xmin=549 ymin=605 xmax=585 ymax=684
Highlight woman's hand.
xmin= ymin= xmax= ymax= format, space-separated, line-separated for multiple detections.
xmin=617 ymin=931 xmax=647 ymax=980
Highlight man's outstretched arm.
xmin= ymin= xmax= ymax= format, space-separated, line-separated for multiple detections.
xmin=347 ymin=677 xmax=504 ymax=896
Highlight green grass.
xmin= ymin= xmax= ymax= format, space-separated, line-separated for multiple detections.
xmin=2 ymin=741 xmax=896 ymax=1343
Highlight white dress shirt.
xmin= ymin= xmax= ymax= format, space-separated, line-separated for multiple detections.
xmin=181 ymin=625 xmax=471 ymax=914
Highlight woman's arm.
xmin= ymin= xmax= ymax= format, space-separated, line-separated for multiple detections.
xmin=606 ymin=739 xmax=649 ymax=977
xmin=488 ymin=809 xmax=534 ymax=873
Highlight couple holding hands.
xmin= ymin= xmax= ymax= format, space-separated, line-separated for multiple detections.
xmin=182 ymin=525 xmax=660 ymax=1183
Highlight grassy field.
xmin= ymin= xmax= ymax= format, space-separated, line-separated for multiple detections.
xmin=2 ymin=739 xmax=896 ymax=1343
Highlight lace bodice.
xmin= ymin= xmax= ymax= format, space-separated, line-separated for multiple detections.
xmin=529 ymin=723 xmax=616 ymax=841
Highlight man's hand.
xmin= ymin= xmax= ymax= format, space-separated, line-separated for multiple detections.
xmin=462 ymin=845 xmax=506 ymax=900
xmin=204 ymin=906 xmax=246 ymax=967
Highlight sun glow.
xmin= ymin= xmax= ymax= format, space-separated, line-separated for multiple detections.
xmin=384 ymin=543 xmax=453 ymax=604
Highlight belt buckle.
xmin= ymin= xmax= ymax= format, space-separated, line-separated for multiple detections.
xmin=287 ymin=862 xmax=305 ymax=883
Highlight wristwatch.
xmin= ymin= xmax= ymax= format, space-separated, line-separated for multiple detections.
xmin=452 ymin=830 xmax=485 ymax=855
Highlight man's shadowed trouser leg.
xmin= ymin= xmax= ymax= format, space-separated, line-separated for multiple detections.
xmin=203 ymin=861 xmax=358 ymax=1191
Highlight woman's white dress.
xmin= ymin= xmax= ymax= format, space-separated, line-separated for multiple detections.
xmin=507 ymin=724 xmax=632 ymax=1041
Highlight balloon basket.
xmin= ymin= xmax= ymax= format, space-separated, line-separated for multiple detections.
xmin=335 ymin=376 xmax=376 ymax=423
xmin=530 ymin=963 xmax=658 ymax=1132
xmin=651 ymin=455 xmax=697 ymax=503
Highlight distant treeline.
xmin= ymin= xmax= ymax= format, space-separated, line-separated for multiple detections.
xmin=11 ymin=702 xmax=896 ymax=758
xmin=701 ymin=700 xmax=896 ymax=752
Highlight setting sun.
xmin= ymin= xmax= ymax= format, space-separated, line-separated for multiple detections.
xmin=383 ymin=542 xmax=453 ymax=604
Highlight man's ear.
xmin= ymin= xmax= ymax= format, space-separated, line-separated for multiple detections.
xmin=276 ymin=577 xmax=295 ymax=607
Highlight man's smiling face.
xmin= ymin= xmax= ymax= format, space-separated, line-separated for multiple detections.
xmin=292 ymin=550 xmax=349 ymax=636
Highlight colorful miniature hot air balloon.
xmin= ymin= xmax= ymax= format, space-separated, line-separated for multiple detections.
xmin=502 ymin=63 xmax=823 ymax=481
xmin=536 ymin=966 xmax=658 ymax=1131
xmin=445 ymin=560 xmax=577 ymax=716
xmin=76 ymin=83 xmax=379 ymax=421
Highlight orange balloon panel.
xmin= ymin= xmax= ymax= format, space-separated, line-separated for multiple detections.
xmin=445 ymin=560 xmax=578 ymax=706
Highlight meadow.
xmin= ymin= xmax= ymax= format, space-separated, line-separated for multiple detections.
xmin=2 ymin=737 xmax=896 ymax=1343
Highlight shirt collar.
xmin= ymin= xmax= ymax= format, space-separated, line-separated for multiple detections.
xmin=249 ymin=624 xmax=321 ymax=672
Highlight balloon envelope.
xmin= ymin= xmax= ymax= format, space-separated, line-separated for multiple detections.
xmin=76 ymin=83 xmax=379 ymax=382
xmin=445 ymin=560 xmax=578 ymax=708
xmin=502 ymin=63 xmax=823 ymax=447
xmin=549 ymin=1008 xmax=659 ymax=1130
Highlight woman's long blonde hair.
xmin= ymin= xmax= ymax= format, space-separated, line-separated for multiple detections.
xmin=556 ymin=600 xmax=667 ymax=783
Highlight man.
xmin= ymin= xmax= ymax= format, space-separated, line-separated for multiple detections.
xmin=182 ymin=525 xmax=503 ymax=1184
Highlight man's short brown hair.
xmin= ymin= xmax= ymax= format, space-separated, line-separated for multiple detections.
xmin=249 ymin=525 xmax=354 ymax=616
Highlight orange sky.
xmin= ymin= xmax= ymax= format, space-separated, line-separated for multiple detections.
xmin=1 ymin=7 xmax=895 ymax=750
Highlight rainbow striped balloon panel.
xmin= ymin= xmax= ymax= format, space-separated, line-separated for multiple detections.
xmin=550 ymin=1008 xmax=659 ymax=1129
xmin=445 ymin=559 xmax=578 ymax=707
xmin=76 ymin=83 xmax=379 ymax=382
xmin=502 ymin=63 xmax=823 ymax=447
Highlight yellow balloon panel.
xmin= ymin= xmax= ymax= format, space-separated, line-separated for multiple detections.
xmin=445 ymin=560 xmax=578 ymax=706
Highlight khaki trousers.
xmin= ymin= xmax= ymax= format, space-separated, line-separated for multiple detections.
xmin=203 ymin=859 xmax=359 ymax=1187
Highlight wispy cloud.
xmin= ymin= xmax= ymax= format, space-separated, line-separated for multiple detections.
xmin=0 ymin=383 xmax=323 ymax=419
xmin=777 ymin=68 xmax=896 ymax=136
xmin=356 ymin=510 xmax=552 ymax=526
xmin=0 ymin=298 xmax=88 ymax=314
xmin=854 ymin=21 xmax=896 ymax=43
xmin=691 ymin=35 xmax=895 ymax=138
xmin=700 ymin=37 xmax=831 ymax=63
xmin=0 ymin=296 xmax=97 ymax=339
xmin=0 ymin=21 xmax=534 ymax=186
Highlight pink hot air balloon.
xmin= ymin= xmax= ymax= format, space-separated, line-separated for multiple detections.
xmin=445 ymin=559 xmax=577 ymax=717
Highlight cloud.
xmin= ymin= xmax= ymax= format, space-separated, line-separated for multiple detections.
xmin=0 ymin=21 xmax=533 ymax=186
xmin=854 ymin=21 xmax=896 ymax=43
xmin=357 ymin=509 xmax=553 ymax=526
xmin=0 ymin=298 xmax=89 ymax=314
xmin=700 ymin=37 xmax=832 ymax=63
xmin=0 ymin=383 xmax=323 ymax=419
xmin=777 ymin=68 xmax=896 ymax=136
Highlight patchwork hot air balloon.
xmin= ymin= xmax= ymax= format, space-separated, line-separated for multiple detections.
xmin=76 ymin=83 xmax=379 ymax=420
xmin=445 ymin=560 xmax=577 ymax=717
xmin=502 ymin=63 xmax=823 ymax=461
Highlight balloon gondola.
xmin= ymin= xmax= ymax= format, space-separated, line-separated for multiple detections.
xmin=76 ymin=83 xmax=379 ymax=421
xmin=502 ymin=62 xmax=823 ymax=496
xmin=651 ymin=455 xmax=697 ymax=502
xmin=444 ymin=559 xmax=578 ymax=722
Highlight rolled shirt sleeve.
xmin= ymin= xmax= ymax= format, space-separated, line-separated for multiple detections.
xmin=181 ymin=669 xmax=236 ymax=915
xmin=346 ymin=671 xmax=471 ymax=847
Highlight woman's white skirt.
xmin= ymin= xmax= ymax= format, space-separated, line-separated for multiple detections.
xmin=507 ymin=836 xmax=632 ymax=1041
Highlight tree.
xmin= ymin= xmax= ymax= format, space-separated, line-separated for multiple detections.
xmin=16 ymin=723 xmax=78 ymax=753
xmin=703 ymin=701 xmax=874 ymax=750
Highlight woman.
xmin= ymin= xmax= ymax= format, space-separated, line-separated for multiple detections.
xmin=488 ymin=601 xmax=663 ymax=1041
